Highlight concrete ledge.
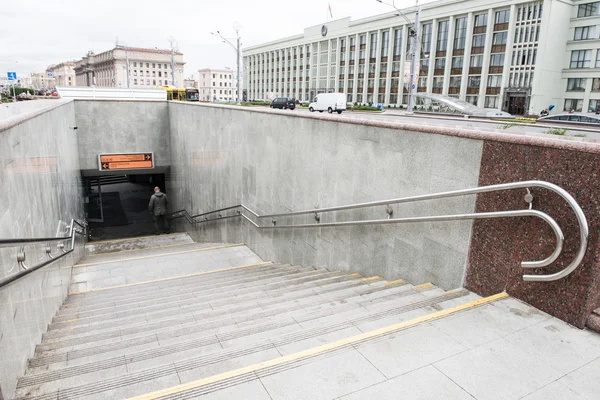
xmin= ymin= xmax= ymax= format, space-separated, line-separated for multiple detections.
xmin=170 ymin=102 xmax=600 ymax=154
xmin=586 ymin=309 xmax=600 ymax=333
xmin=0 ymin=99 xmax=73 ymax=133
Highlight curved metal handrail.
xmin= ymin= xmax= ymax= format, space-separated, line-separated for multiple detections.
xmin=170 ymin=180 xmax=588 ymax=283
xmin=0 ymin=219 xmax=88 ymax=289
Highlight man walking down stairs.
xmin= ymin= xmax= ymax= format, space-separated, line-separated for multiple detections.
xmin=12 ymin=234 xmax=600 ymax=400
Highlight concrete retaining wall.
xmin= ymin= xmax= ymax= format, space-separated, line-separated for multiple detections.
xmin=0 ymin=101 xmax=85 ymax=398
xmin=168 ymin=103 xmax=483 ymax=290
xmin=74 ymin=100 xmax=171 ymax=171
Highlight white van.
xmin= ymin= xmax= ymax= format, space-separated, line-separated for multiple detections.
xmin=308 ymin=93 xmax=346 ymax=114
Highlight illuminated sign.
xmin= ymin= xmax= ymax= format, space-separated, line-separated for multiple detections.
xmin=98 ymin=153 xmax=154 ymax=171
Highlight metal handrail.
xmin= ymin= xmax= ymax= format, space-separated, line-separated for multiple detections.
xmin=0 ymin=219 xmax=88 ymax=289
xmin=170 ymin=180 xmax=588 ymax=283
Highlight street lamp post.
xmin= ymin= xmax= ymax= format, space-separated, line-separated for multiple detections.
xmin=376 ymin=0 xmax=421 ymax=114
xmin=211 ymin=25 xmax=242 ymax=106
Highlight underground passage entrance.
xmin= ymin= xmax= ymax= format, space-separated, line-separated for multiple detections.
xmin=83 ymin=172 xmax=167 ymax=241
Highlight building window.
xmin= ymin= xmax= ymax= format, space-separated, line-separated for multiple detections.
xmin=593 ymin=78 xmax=600 ymax=90
xmin=152 ymin=63 xmax=156 ymax=68
xmin=421 ymin=23 xmax=432 ymax=53
xmin=597 ymin=50 xmax=600 ymax=67
xmin=152 ymin=71 xmax=156 ymax=77
xmin=393 ymin=29 xmax=403 ymax=56
xmin=472 ymin=34 xmax=486 ymax=48
xmin=484 ymin=96 xmax=499 ymax=108
xmin=490 ymin=54 xmax=505 ymax=66
xmin=381 ymin=30 xmax=389 ymax=58
xmin=577 ymin=2 xmax=599 ymax=17
xmin=435 ymin=58 xmax=445 ymax=70
xmin=134 ymin=79 xmax=137 ymax=85
xmin=487 ymin=75 xmax=502 ymax=87
xmin=213 ymin=82 xmax=216 ymax=87
xmin=158 ymin=71 xmax=162 ymax=77
xmin=449 ymin=76 xmax=461 ymax=87
xmin=589 ymin=99 xmax=600 ymax=112
xmin=164 ymin=64 xmax=168 ymax=69
xmin=165 ymin=80 xmax=168 ymax=85
xmin=468 ymin=76 xmax=481 ymax=88
xmin=492 ymin=32 xmax=507 ymax=46
xmin=474 ymin=13 xmax=488 ymax=27
xmin=433 ymin=77 xmax=443 ymax=88
xmin=213 ymin=74 xmax=216 ymax=78
xmin=454 ymin=17 xmax=467 ymax=50
xmin=159 ymin=64 xmax=161 ymax=69
xmin=134 ymin=61 xmax=137 ymax=67
xmin=370 ymin=33 xmax=378 ymax=58
xmin=153 ymin=79 xmax=156 ymax=85
xmin=564 ymin=99 xmax=583 ymax=112
xmin=574 ymin=26 xmax=596 ymax=40
xmin=437 ymin=20 xmax=449 ymax=51
xmin=495 ymin=10 xmax=510 ymax=24
xmin=146 ymin=79 xmax=150 ymax=85
xmin=570 ymin=50 xmax=592 ymax=68
xmin=470 ymin=55 xmax=484 ymax=67
xmin=567 ymin=78 xmax=587 ymax=91
xmin=452 ymin=56 xmax=463 ymax=70
xmin=466 ymin=95 xmax=478 ymax=105
xmin=146 ymin=63 xmax=150 ymax=68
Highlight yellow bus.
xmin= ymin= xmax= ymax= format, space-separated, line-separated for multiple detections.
xmin=157 ymin=85 xmax=187 ymax=101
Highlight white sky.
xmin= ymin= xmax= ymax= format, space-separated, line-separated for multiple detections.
xmin=0 ymin=0 xmax=428 ymax=80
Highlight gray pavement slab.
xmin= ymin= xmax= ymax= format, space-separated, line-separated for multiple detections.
xmin=520 ymin=381 xmax=587 ymax=400
xmin=340 ymin=365 xmax=473 ymax=400
xmin=434 ymin=337 xmax=563 ymax=400
xmin=192 ymin=379 xmax=273 ymax=400
xmin=259 ymin=349 xmax=386 ymax=400
xmin=556 ymin=357 xmax=600 ymax=400
xmin=355 ymin=323 xmax=466 ymax=379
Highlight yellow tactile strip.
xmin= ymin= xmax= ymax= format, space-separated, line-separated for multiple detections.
xmin=69 ymin=261 xmax=273 ymax=295
xmin=74 ymin=243 xmax=245 ymax=268
xmin=129 ymin=292 xmax=509 ymax=400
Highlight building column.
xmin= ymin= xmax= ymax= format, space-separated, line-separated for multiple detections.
xmin=427 ymin=19 xmax=439 ymax=93
xmin=399 ymin=25 xmax=409 ymax=106
xmin=443 ymin=16 xmax=456 ymax=96
xmin=500 ymin=4 xmax=517 ymax=105
xmin=352 ymin=34 xmax=359 ymax=103
xmin=478 ymin=8 xmax=495 ymax=108
xmin=327 ymin=39 xmax=333 ymax=92
xmin=343 ymin=35 xmax=350 ymax=100
xmin=460 ymin=12 xmax=475 ymax=100
xmin=383 ymin=27 xmax=394 ymax=105
xmin=373 ymin=29 xmax=382 ymax=104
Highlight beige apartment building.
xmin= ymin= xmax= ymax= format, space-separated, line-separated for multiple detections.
xmin=74 ymin=46 xmax=185 ymax=88
xmin=47 ymin=62 xmax=76 ymax=87
xmin=198 ymin=68 xmax=238 ymax=101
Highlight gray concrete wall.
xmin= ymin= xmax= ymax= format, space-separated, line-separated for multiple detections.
xmin=168 ymin=103 xmax=483 ymax=291
xmin=0 ymin=101 xmax=85 ymax=399
xmin=74 ymin=100 xmax=171 ymax=171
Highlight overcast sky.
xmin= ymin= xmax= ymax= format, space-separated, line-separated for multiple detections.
xmin=1 ymin=0 xmax=428 ymax=80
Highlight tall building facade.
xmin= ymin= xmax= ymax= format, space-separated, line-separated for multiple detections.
xmin=243 ymin=0 xmax=600 ymax=115
xmin=198 ymin=68 xmax=238 ymax=101
xmin=74 ymin=46 xmax=185 ymax=88
xmin=47 ymin=62 xmax=76 ymax=87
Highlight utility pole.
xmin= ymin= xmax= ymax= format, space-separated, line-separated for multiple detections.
xmin=376 ymin=0 xmax=421 ymax=114
xmin=168 ymin=37 xmax=176 ymax=86
xmin=211 ymin=24 xmax=243 ymax=105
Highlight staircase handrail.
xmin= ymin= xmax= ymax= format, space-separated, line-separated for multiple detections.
xmin=170 ymin=181 xmax=588 ymax=283
xmin=0 ymin=219 xmax=88 ymax=289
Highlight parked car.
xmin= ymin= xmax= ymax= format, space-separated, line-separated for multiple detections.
xmin=270 ymin=97 xmax=295 ymax=110
xmin=537 ymin=113 xmax=600 ymax=125
xmin=309 ymin=93 xmax=346 ymax=114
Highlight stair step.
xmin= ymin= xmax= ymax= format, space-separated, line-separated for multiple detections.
xmin=30 ymin=279 xmax=408 ymax=367
xmin=16 ymin=290 xmax=470 ymax=398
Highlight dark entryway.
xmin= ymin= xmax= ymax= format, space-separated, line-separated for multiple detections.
xmin=84 ymin=173 xmax=167 ymax=241
xmin=508 ymin=95 xmax=526 ymax=115
xmin=503 ymin=88 xmax=531 ymax=116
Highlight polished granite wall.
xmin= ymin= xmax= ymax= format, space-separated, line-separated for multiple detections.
xmin=0 ymin=101 xmax=85 ymax=398
xmin=167 ymin=103 xmax=483 ymax=290
xmin=465 ymin=140 xmax=600 ymax=329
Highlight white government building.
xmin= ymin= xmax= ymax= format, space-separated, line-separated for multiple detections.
xmin=243 ymin=0 xmax=600 ymax=115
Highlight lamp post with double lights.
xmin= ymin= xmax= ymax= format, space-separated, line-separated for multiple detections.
xmin=376 ymin=0 xmax=421 ymax=114
xmin=211 ymin=24 xmax=242 ymax=106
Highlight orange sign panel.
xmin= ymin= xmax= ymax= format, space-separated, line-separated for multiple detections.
xmin=98 ymin=153 xmax=154 ymax=171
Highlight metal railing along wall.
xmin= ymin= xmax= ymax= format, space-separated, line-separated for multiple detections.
xmin=0 ymin=219 xmax=87 ymax=289
xmin=170 ymin=181 xmax=588 ymax=283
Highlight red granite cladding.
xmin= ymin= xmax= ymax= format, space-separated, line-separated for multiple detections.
xmin=465 ymin=141 xmax=600 ymax=328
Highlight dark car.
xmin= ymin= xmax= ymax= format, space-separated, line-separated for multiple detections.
xmin=270 ymin=97 xmax=295 ymax=110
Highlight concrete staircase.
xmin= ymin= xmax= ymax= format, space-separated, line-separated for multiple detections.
xmin=14 ymin=234 xmax=487 ymax=400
